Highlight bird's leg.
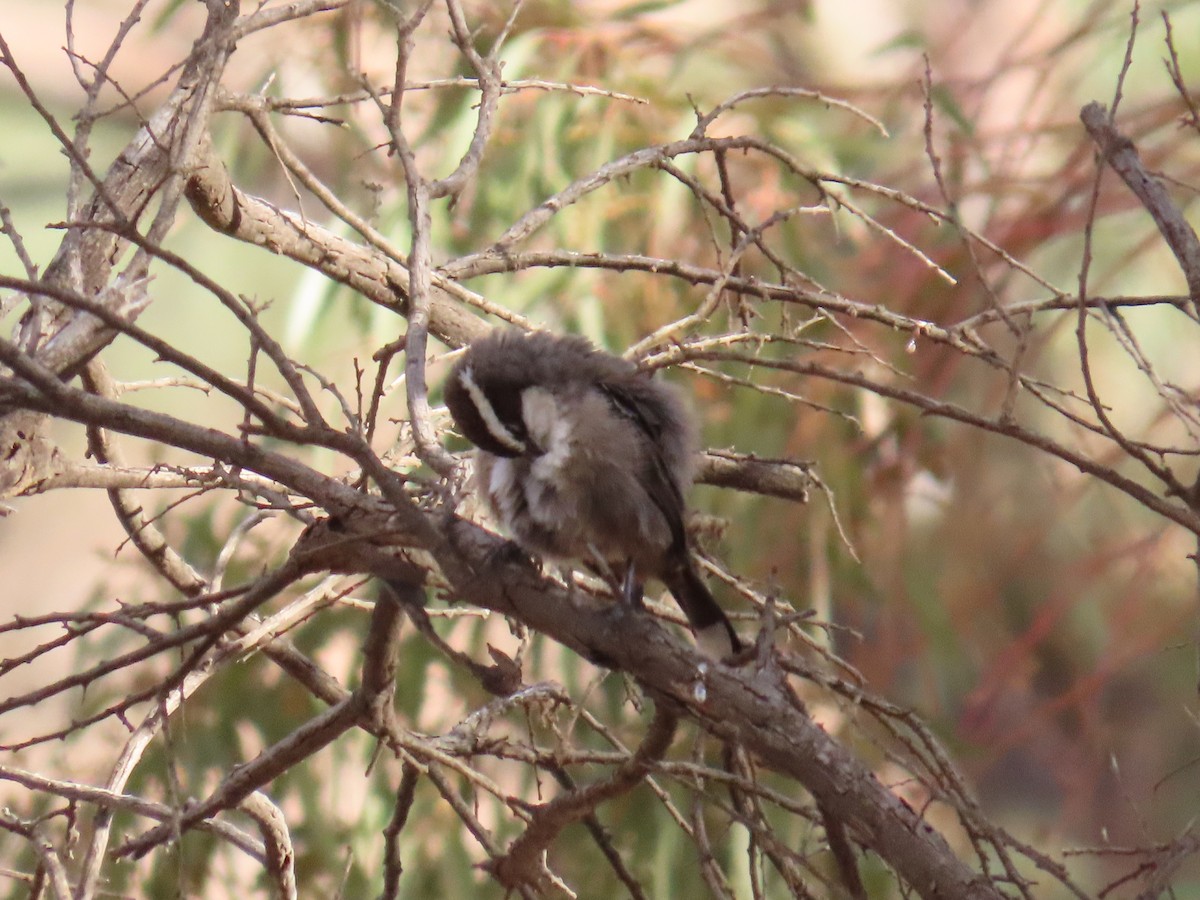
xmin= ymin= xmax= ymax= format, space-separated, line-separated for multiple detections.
xmin=485 ymin=538 xmax=540 ymax=573
xmin=584 ymin=544 xmax=640 ymax=607
xmin=446 ymin=537 xmax=543 ymax=609
xmin=585 ymin=544 xmax=615 ymax=584
xmin=621 ymin=561 xmax=645 ymax=609
xmin=556 ymin=562 xmax=582 ymax=602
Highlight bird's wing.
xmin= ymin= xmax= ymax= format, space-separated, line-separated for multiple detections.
xmin=596 ymin=380 xmax=689 ymax=553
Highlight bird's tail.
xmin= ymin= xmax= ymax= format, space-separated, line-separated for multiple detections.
xmin=663 ymin=561 xmax=741 ymax=658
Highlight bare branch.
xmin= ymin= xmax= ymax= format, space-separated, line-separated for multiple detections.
xmin=1081 ymin=101 xmax=1200 ymax=305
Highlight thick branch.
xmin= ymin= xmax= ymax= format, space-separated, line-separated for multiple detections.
xmin=437 ymin=518 xmax=1003 ymax=900
xmin=184 ymin=139 xmax=486 ymax=350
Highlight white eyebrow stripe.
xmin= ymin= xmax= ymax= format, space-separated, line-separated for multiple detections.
xmin=460 ymin=366 xmax=526 ymax=453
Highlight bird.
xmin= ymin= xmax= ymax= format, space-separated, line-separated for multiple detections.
xmin=442 ymin=328 xmax=741 ymax=658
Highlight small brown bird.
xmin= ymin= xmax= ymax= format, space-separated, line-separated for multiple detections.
xmin=443 ymin=329 xmax=740 ymax=657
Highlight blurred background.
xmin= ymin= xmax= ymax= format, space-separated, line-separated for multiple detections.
xmin=2 ymin=0 xmax=1200 ymax=896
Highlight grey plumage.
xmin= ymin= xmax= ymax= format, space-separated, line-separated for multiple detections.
xmin=443 ymin=329 xmax=740 ymax=657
